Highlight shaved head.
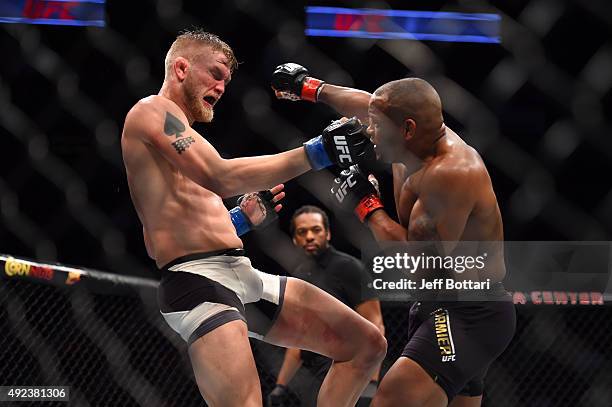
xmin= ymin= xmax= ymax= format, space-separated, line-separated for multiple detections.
xmin=366 ymin=78 xmax=446 ymax=163
xmin=372 ymin=78 xmax=443 ymax=133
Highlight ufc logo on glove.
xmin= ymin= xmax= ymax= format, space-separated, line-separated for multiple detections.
xmin=334 ymin=136 xmax=352 ymax=164
xmin=334 ymin=174 xmax=357 ymax=202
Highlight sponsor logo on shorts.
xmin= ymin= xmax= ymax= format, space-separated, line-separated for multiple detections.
xmin=433 ymin=308 xmax=456 ymax=362
xmin=4 ymin=257 xmax=54 ymax=281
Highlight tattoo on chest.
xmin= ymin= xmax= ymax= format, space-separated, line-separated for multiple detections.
xmin=164 ymin=111 xmax=195 ymax=154
xmin=409 ymin=214 xmax=439 ymax=241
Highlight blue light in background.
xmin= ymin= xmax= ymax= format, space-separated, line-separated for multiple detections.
xmin=305 ymin=6 xmax=501 ymax=44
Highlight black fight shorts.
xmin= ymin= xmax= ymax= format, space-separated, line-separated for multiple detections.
xmin=401 ymin=284 xmax=516 ymax=401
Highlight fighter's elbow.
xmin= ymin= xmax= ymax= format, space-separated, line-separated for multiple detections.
xmin=200 ymin=160 xmax=239 ymax=198
xmin=205 ymin=178 xmax=235 ymax=198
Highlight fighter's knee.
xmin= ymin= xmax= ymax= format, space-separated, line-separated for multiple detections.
xmin=358 ymin=324 xmax=387 ymax=366
xmin=370 ymin=329 xmax=388 ymax=363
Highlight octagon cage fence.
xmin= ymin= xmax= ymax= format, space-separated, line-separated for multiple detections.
xmin=1 ymin=254 xmax=610 ymax=406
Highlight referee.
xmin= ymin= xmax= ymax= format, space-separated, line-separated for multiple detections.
xmin=268 ymin=205 xmax=385 ymax=407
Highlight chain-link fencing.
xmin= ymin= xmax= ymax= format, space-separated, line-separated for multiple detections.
xmin=1 ymin=255 xmax=610 ymax=406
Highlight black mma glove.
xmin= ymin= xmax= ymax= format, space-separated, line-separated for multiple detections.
xmin=330 ymin=165 xmax=384 ymax=223
xmin=229 ymin=190 xmax=279 ymax=236
xmin=271 ymin=62 xmax=325 ymax=102
xmin=304 ymin=117 xmax=374 ymax=170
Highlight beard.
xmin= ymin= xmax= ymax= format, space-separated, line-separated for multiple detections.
xmin=184 ymin=77 xmax=214 ymax=123
xmin=304 ymin=241 xmax=329 ymax=257
xmin=304 ymin=244 xmax=320 ymax=256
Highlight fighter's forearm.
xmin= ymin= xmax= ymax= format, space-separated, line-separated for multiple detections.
xmin=318 ymin=84 xmax=372 ymax=124
xmin=276 ymin=348 xmax=303 ymax=385
xmin=366 ymin=210 xmax=408 ymax=242
xmin=219 ymin=148 xmax=311 ymax=197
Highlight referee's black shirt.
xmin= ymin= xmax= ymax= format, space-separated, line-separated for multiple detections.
xmin=293 ymin=245 xmax=377 ymax=316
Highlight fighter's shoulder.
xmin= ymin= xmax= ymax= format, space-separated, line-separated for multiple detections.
xmin=124 ymin=95 xmax=187 ymax=137
xmin=423 ymin=153 xmax=482 ymax=197
xmin=431 ymin=137 xmax=486 ymax=180
xmin=428 ymin=157 xmax=472 ymax=179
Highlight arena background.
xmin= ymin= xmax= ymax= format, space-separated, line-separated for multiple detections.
xmin=1 ymin=0 xmax=611 ymax=406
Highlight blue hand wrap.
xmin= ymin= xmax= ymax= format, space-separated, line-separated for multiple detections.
xmin=304 ymin=135 xmax=332 ymax=170
xmin=229 ymin=207 xmax=251 ymax=236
